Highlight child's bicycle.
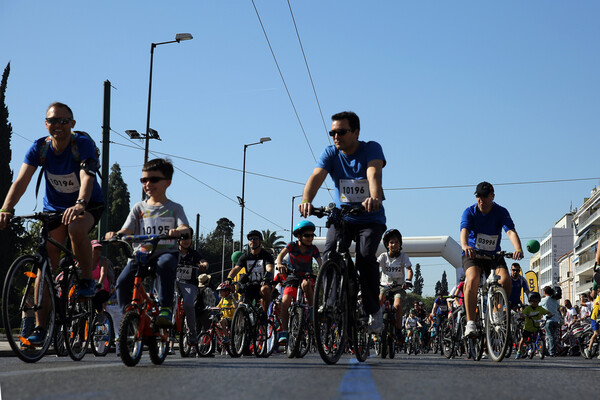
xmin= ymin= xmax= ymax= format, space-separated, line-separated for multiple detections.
xmin=286 ymin=273 xmax=316 ymax=359
xmin=171 ymin=284 xmax=196 ymax=358
xmin=104 ymin=233 xmax=183 ymax=366
xmin=378 ymin=283 xmax=408 ymax=359
xmin=522 ymin=319 xmax=547 ymax=359
xmin=2 ymin=212 xmax=94 ymax=363
xmin=197 ymin=307 xmax=233 ymax=357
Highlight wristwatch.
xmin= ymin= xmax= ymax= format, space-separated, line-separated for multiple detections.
xmin=75 ymin=199 xmax=88 ymax=208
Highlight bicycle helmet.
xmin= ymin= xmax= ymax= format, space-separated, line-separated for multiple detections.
xmin=246 ymin=230 xmax=263 ymax=241
xmin=231 ymin=250 xmax=243 ymax=265
xmin=217 ymin=282 xmax=233 ymax=292
xmin=293 ymin=220 xmax=316 ymax=237
xmin=382 ymin=229 xmax=402 ymax=250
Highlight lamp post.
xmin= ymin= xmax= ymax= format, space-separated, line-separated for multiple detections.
xmin=239 ymin=137 xmax=272 ymax=250
xmin=290 ymin=194 xmax=303 ymax=242
xmin=141 ymin=32 xmax=193 ymax=200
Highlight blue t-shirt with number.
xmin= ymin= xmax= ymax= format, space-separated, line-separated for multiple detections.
xmin=316 ymin=141 xmax=386 ymax=224
xmin=460 ymin=203 xmax=515 ymax=255
xmin=24 ymin=135 xmax=104 ymax=211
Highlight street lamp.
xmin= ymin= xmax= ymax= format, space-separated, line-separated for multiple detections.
xmin=239 ymin=137 xmax=272 ymax=250
xmin=290 ymin=194 xmax=303 ymax=241
xmin=141 ymin=32 xmax=193 ymax=200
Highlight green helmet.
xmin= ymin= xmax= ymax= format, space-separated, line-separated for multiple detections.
xmin=231 ymin=251 xmax=244 ymax=265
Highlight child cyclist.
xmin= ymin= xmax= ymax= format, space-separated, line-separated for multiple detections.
xmin=106 ymin=158 xmax=190 ymax=327
xmin=275 ymin=220 xmax=322 ymax=345
xmin=377 ymin=229 xmax=413 ymax=334
xmin=515 ymin=292 xmax=550 ymax=359
xmin=216 ymin=282 xmax=236 ymax=343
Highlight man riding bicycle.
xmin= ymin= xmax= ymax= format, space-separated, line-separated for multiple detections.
xmin=298 ymin=111 xmax=386 ymax=333
xmin=508 ymin=262 xmax=530 ymax=310
xmin=460 ymin=181 xmax=523 ymax=338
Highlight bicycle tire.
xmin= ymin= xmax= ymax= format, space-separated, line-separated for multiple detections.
xmin=442 ymin=318 xmax=454 ymax=359
xmin=380 ymin=325 xmax=388 ymax=359
xmin=179 ymin=318 xmax=193 ymax=358
xmin=254 ymin=318 xmax=269 ymax=358
xmin=539 ymin=337 xmax=546 ymax=360
xmin=313 ymin=259 xmax=348 ymax=365
xmin=297 ymin=319 xmax=312 ymax=358
xmin=2 ymin=255 xmax=57 ymax=363
xmin=197 ymin=331 xmax=214 ymax=356
xmin=287 ymin=306 xmax=303 ymax=358
xmin=264 ymin=315 xmax=277 ymax=357
xmin=148 ymin=334 xmax=168 ymax=365
xmin=230 ymin=306 xmax=249 ymax=358
xmin=387 ymin=326 xmax=396 ymax=359
xmin=54 ymin=326 xmax=68 ymax=357
xmin=119 ymin=311 xmax=143 ymax=366
xmin=91 ymin=311 xmax=113 ymax=357
xmin=64 ymin=276 xmax=93 ymax=361
xmin=485 ymin=286 xmax=509 ymax=362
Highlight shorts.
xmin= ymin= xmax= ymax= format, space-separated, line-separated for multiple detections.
xmin=521 ymin=329 xmax=536 ymax=340
xmin=283 ymin=275 xmax=315 ymax=299
xmin=379 ymin=286 xmax=405 ymax=300
xmin=462 ymin=254 xmax=508 ymax=277
xmin=48 ymin=201 xmax=105 ymax=232
xmin=591 ymin=319 xmax=599 ymax=332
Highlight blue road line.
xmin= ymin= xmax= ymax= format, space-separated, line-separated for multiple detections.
xmin=337 ymin=357 xmax=382 ymax=400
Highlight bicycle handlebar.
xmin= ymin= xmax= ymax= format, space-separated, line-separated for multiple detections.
xmin=311 ymin=203 xmax=366 ymax=219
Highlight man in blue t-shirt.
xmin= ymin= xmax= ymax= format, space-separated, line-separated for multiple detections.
xmin=0 ymin=102 xmax=104 ymax=343
xmin=508 ymin=262 xmax=530 ymax=309
xmin=298 ymin=111 xmax=386 ymax=333
xmin=460 ymin=181 xmax=523 ymax=337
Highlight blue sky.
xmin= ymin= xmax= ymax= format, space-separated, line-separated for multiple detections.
xmin=1 ymin=1 xmax=599 ymax=295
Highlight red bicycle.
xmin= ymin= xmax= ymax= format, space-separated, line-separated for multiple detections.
xmin=197 ymin=307 xmax=233 ymax=356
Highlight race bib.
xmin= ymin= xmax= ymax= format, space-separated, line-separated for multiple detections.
xmin=339 ymin=179 xmax=369 ymax=203
xmin=46 ymin=171 xmax=80 ymax=194
xmin=475 ymin=233 xmax=498 ymax=251
xmin=177 ymin=265 xmax=193 ymax=281
xmin=141 ymin=216 xmax=176 ymax=246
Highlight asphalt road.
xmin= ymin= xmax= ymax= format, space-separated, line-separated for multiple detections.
xmin=1 ymin=349 xmax=598 ymax=400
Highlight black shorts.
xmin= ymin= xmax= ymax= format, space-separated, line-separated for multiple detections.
xmin=462 ymin=254 xmax=508 ymax=277
xmin=48 ymin=201 xmax=105 ymax=232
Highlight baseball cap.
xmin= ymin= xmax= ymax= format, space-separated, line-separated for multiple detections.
xmin=475 ymin=181 xmax=494 ymax=197
xmin=91 ymin=239 xmax=102 ymax=248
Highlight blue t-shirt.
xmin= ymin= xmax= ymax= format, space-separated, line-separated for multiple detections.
xmin=316 ymin=141 xmax=386 ymax=224
xmin=24 ymin=135 xmax=104 ymax=211
xmin=509 ymin=275 xmax=528 ymax=305
xmin=460 ymin=203 xmax=515 ymax=255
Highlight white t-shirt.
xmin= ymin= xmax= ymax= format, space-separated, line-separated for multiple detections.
xmin=378 ymin=252 xmax=412 ymax=285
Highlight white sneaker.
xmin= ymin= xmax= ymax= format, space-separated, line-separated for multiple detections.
xmin=465 ymin=321 xmax=477 ymax=338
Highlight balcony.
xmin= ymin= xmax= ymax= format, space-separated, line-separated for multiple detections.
xmin=577 ymin=281 xmax=594 ymax=295
xmin=575 ymin=207 xmax=600 ymax=235
xmin=575 ymin=259 xmax=596 ymax=275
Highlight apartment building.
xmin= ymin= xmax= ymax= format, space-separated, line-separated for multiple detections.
xmin=537 ymin=213 xmax=574 ymax=290
xmin=572 ymin=187 xmax=600 ymax=298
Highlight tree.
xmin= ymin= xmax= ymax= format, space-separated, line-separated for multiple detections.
xmin=434 ymin=280 xmax=442 ymax=296
xmin=198 ymin=217 xmax=236 ymax=279
xmin=440 ymin=270 xmax=449 ymax=296
xmin=261 ymin=229 xmax=286 ymax=255
xmin=413 ymin=263 xmax=424 ymax=296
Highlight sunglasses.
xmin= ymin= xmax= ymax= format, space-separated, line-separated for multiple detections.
xmin=328 ymin=129 xmax=353 ymax=137
xmin=511 ymin=269 xmax=520 ymax=272
xmin=140 ymin=176 xmax=168 ymax=184
xmin=302 ymin=233 xmax=316 ymax=238
xmin=45 ymin=117 xmax=72 ymax=125
xmin=248 ymin=236 xmax=261 ymax=241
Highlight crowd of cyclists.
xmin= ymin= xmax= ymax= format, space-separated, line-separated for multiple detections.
xmin=2 ymin=104 xmax=600 ymax=365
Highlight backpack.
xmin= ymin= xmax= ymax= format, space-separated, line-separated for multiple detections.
xmin=35 ymin=131 xmax=102 ymax=199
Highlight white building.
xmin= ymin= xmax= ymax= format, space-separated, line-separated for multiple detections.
xmin=572 ymin=187 xmax=600 ymax=298
xmin=537 ymin=213 xmax=574 ymax=290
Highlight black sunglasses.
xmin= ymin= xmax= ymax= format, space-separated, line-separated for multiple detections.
xmin=248 ymin=236 xmax=261 ymax=241
xmin=140 ymin=176 xmax=168 ymax=184
xmin=511 ymin=269 xmax=520 ymax=272
xmin=45 ymin=117 xmax=72 ymax=125
xmin=328 ymin=129 xmax=353 ymax=137
xmin=302 ymin=233 xmax=316 ymax=238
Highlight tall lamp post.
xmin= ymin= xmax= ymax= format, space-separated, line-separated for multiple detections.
xmin=141 ymin=32 xmax=193 ymax=200
xmin=239 ymin=137 xmax=271 ymax=250
xmin=290 ymin=194 xmax=303 ymax=242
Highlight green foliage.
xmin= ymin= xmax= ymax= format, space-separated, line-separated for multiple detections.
xmin=413 ymin=263 xmax=424 ymax=296
xmin=441 ymin=270 xmax=449 ymax=296
xmin=197 ymin=217 xmax=236 ymax=280
xmin=261 ymin=229 xmax=286 ymax=255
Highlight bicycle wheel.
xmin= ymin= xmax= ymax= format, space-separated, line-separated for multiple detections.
xmin=442 ymin=318 xmax=454 ymax=359
xmin=197 ymin=331 xmax=214 ymax=356
xmin=287 ymin=306 xmax=303 ymax=358
xmin=91 ymin=311 xmax=113 ymax=357
xmin=148 ymin=334 xmax=168 ymax=365
xmin=313 ymin=259 xmax=348 ymax=365
xmin=262 ymin=317 xmax=277 ymax=358
xmin=485 ymin=286 xmax=509 ymax=362
xmin=387 ymin=326 xmax=396 ymax=359
xmin=538 ymin=337 xmax=546 ymax=360
xmin=380 ymin=326 xmax=388 ymax=359
xmin=64 ymin=279 xmax=93 ymax=361
xmin=254 ymin=317 xmax=269 ymax=358
xmin=119 ymin=311 xmax=143 ymax=366
xmin=54 ymin=325 xmax=68 ymax=357
xmin=179 ymin=318 xmax=194 ymax=358
xmin=297 ymin=319 xmax=312 ymax=358
xmin=230 ymin=306 xmax=249 ymax=358
xmin=2 ymin=256 xmax=56 ymax=363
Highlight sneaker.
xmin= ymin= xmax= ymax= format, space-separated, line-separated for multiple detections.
xmin=222 ymin=336 xmax=230 ymax=344
xmin=514 ymin=351 xmax=521 ymax=359
xmin=584 ymin=348 xmax=591 ymax=359
xmin=465 ymin=321 xmax=477 ymax=338
xmin=26 ymin=326 xmax=47 ymax=346
xmin=278 ymin=331 xmax=288 ymax=345
xmin=77 ymin=279 xmax=96 ymax=298
xmin=156 ymin=307 xmax=173 ymax=328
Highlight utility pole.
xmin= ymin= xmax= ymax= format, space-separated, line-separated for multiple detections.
xmin=98 ymin=80 xmax=111 ymax=243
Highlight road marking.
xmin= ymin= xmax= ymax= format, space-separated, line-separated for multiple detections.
xmin=0 ymin=362 xmax=123 ymax=378
xmin=337 ymin=357 xmax=381 ymax=400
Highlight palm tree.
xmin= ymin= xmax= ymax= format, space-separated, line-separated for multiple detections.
xmin=261 ymin=229 xmax=286 ymax=255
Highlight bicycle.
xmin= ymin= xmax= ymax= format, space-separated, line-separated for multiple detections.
xmin=378 ymin=283 xmax=406 ymax=359
xmin=441 ymin=295 xmax=465 ymax=359
xmin=230 ymin=281 xmax=275 ymax=358
xmin=286 ymin=273 xmax=316 ymax=358
xmin=521 ymin=320 xmax=547 ymax=359
xmin=266 ymin=296 xmax=283 ymax=355
xmin=197 ymin=307 xmax=233 ymax=357
xmin=405 ymin=326 xmax=421 ymax=355
xmin=105 ymin=233 xmax=182 ymax=366
xmin=2 ymin=211 xmax=94 ymax=363
xmin=90 ymin=308 xmax=115 ymax=357
xmin=311 ymin=204 xmax=372 ymax=365
xmin=170 ymin=284 xmax=196 ymax=358
xmin=466 ymin=250 xmax=512 ymax=362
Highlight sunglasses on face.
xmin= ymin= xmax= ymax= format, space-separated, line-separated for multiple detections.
xmin=140 ymin=176 xmax=168 ymax=184
xmin=511 ymin=269 xmax=520 ymax=273
xmin=328 ymin=129 xmax=353 ymax=137
xmin=45 ymin=117 xmax=72 ymax=125
xmin=302 ymin=233 xmax=316 ymax=238
xmin=248 ymin=236 xmax=260 ymax=241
